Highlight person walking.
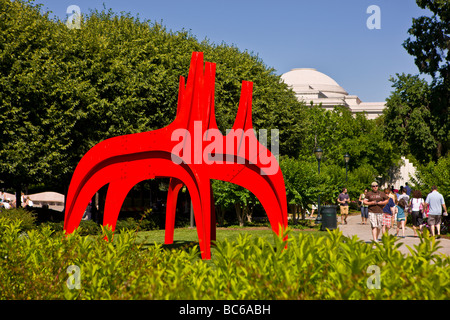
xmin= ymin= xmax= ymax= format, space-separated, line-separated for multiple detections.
xmin=395 ymin=198 xmax=407 ymax=238
xmin=382 ymin=188 xmax=396 ymax=235
xmin=405 ymin=182 xmax=412 ymax=196
xmin=397 ymin=188 xmax=409 ymax=216
xmin=337 ymin=188 xmax=350 ymax=225
xmin=397 ymin=188 xmax=409 ymax=222
xmin=386 ymin=188 xmax=398 ymax=230
xmin=425 ymin=186 xmax=447 ymax=237
xmin=398 ymin=188 xmax=409 ymax=203
xmin=364 ymin=182 xmax=389 ymax=242
xmin=359 ymin=188 xmax=369 ymax=225
xmin=409 ymin=190 xmax=425 ymax=237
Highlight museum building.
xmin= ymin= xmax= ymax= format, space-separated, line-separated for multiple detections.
xmin=281 ymin=68 xmax=385 ymax=119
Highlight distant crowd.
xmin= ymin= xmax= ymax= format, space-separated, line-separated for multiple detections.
xmin=336 ymin=182 xmax=447 ymax=239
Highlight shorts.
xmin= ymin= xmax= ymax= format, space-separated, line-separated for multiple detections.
xmin=411 ymin=211 xmax=424 ymax=226
xmin=397 ymin=217 xmax=406 ymax=222
xmin=369 ymin=212 xmax=383 ymax=229
xmin=382 ymin=214 xmax=392 ymax=228
xmin=427 ymin=215 xmax=442 ymax=226
xmin=340 ymin=206 xmax=349 ymax=215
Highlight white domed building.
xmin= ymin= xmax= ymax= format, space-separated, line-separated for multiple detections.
xmin=281 ymin=68 xmax=385 ymax=119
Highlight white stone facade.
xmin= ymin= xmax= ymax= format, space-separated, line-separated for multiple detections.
xmin=281 ymin=68 xmax=385 ymax=119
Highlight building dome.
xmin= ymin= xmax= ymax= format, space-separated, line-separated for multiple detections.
xmin=280 ymin=67 xmax=386 ymax=119
xmin=281 ymin=68 xmax=348 ymax=98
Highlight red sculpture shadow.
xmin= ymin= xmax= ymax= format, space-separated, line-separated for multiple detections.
xmin=64 ymin=52 xmax=288 ymax=259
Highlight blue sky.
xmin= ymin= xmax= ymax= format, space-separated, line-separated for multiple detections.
xmin=36 ymin=0 xmax=432 ymax=102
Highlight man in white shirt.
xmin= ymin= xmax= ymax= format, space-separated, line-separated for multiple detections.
xmin=425 ymin=185 xmax=447 ymax=237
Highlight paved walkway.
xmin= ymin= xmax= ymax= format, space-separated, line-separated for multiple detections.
xmin=335 ymin=213 xmax=450 ymax=256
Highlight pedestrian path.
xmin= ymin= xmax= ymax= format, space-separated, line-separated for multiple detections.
xmin=337 ymin=214 xmax=450 ymax=256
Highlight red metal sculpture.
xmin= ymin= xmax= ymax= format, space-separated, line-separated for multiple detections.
xmin=64 ymin=52 xmax=288 ymax=259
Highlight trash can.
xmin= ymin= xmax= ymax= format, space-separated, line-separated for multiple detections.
xmin=320 ymin=205 xmax=337 ymax=231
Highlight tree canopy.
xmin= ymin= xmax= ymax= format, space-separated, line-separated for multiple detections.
xmin=0 ymin=0 xmax=305 ymax=193
xmin=384 ymin=0 xmax=449 ymax=163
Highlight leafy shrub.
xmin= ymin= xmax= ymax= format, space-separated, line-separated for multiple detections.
xmin=0 ymin=217 xmax=448 ymax=300
xmin=37 ymin=214 xmax=159 ymax=236
xmin=115 ymin=210 xmax=159 ymax=233
xmin=114 ymin=217 xmax=138 ymax=232
xmin=39 ymin=221 xmax=65 ymax=233
xmin=77 ymin=220 xmax=101 ymax=236
xmin=137 ymin=217 xmax=159 ymax=231
xmin=0 ymin=207 xmax=36 ymax=232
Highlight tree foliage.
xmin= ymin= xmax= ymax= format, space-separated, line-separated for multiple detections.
xmin=411 ymin=155 xmax=450 ymax=205
xmin=384 ymin=0 xmax=449 ymax=163
xmin=303 ymin=105 xmax=400 ymax=174
xmin=383 ymin=74 xmax=436 ymax=163
xmin=403 ymin=0 xmax=450 ymax=82
xmin=280 ymin=156 xmax=322 ymax=209
xmin=0 ymin=1 xmax=303 ymax=194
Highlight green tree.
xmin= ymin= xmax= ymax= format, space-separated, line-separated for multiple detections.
xmin=302 ymin=105 xmax=400 ymax=182
xmin=0 ymin=1 xmax=305 ymax=199
xmin=212 ymin=179 xmax=257 ymax=227
xmin=384 ymin=0 xmax=449 ymax=162
xmin=383 ymin=73 xmax=436 ymax=163
xmin=279 ymin=155 xmax=323 ymax=219
xmin=0 ymin=0 xmax=72 ymax=204
xmin=411 ymin=155 xmax=450 ymax=205
xmin=403 ymin=0 xmax=450 ymax=82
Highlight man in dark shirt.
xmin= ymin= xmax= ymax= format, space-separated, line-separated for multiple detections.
xmin=337 ymin=188 xmax=350 ymax=225
xmin=364 ymin=182 xmax=389 ymax=242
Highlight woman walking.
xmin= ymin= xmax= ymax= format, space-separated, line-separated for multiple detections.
xmin=395 ymin=198 xmax=407 ymax=238
xmin=382 ymin=188 xmax=396 ymax=235
xmin=409 ymin=190 xmax=424 ymax=237
xmin=359 ymin=188 xmax=369 ymax=225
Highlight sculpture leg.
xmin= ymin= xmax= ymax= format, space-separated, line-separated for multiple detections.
xmin=164 ymin=178 xmax=184 ymax=244
xmin=103 ymin=179 xmax=139 ymax=233
xmin=210 ymin=183 xmax=216 ymax=243
xmin=191 ymin=177 xmax=212 ymax=260
xmin=64 ymin=163 xmax=124 ymax=234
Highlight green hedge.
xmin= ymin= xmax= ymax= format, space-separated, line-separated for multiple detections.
xmin=0 ymin=207 xmax=37 ymax=232
xmin=0 ymin=217 xmax=449 ymax=299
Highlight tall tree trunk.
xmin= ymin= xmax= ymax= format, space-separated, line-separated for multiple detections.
xmin=245 ymin=204 xmax=254 ymax=223
xmin=216 ymin=205 xmax=225 ymax=226
xmin=15 ymin=186 xmax=22 ymax=209
xmin=289 ymin=204 xmax=298 ymax=224
xmin=235 ymin=203 xmax=244 ymax=227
